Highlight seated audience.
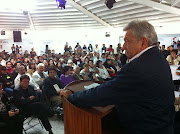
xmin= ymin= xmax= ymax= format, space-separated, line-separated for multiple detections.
xmin=161 ymin=45 xmax=168 ymax=58
xmin=32 ymin=63 xmax=48 ymax=91
xmin=0 ymin=83 xmax=23 ymax=134
xmin=96 ymin=60 xmax=110 ymax=81
xmin=13 ymin=75 xmax=53 ymax=134
xmin=12 ymin=61 xmax=22 ymax=81
xmin=0 ymin=66 xmax=13 ymax=94
xmin=72 ymin=66 xmax=83 ymax=80
xmin=6 ymin=61 xmax=14 ymax=76
xmin=43 ymin=67 xmax=64 ymax=105
xmin=60 ymin=66 xmax=74 ymax=86
xmin=27 ymin=62 xmax=36 ymax=77
xmin=166 ymin=49 xmax=180 ymax=65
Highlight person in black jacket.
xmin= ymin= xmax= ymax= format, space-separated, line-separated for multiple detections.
xmin=43 ymin=67 xmax=64 ymax=105
xmin=61 ymin=20 xmax=175 ymax=134
xmin=13 ymin=75 xmax=53 ymax=134
xmin=0 ymin=66 xmax=13 ymax=95
xmin=0 ymin=82 xmax=23 ymax=134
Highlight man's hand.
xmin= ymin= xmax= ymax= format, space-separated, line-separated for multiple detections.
xmin=8 ymin=111 xmax=15 ymax=117
xmin=29 ymin=96 xmax=35 ymax=100
xmin=60 ymin=89 xmax=72 ymax=98
xmin=14 ymin=109 xmax=19 ymax=114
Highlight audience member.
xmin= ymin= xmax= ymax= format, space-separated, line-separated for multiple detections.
xmin=166 ymin=49 xmax=180 ymax=65
xmin=6 ymin=61 xmax=14 ymax=76
xmin=56 ymin=62 xmax=63 ymax=78
xmin=43 ymin=67 xmax=64 ymax=105
xmin=94 ymin=44 xmax=100 ymax=53
xmin=0 ymin=56 xmax=6 ymax=66
xmin=107 ymin=45 xmax=114 ymax=55
xmin=13 ymin=75 xmax=53 ymax=134
xmin=88 ymin=44 xmax=93 ymax=52
xmin=32 ymin=63 xmax=48 ymax=91
xmin=101 ymin=44 xmax=107 ymax=53
xmin=0 ymin=82 xmax=23 ymax=134
xmin=96 ymin=60 xmax=110 ymax=81
xmin=72 ymin=66 xmax=83 ymax=80
xmin=60 ymin=66 xmax=74 ymax=86
xmin=27 ymin=62 xmax=36 ymax=77
xmin=0 ymin=66 xmax=13 ymax=94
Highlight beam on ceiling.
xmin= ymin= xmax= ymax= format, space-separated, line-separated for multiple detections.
xmin=27 ymin=12 xmax=35 ymax=30
xmin=129 ymin=0 xmax=180 ymax=15
xmin=66 ymin=0 xmax=112 ymax=28
xmin=171 ymin=0 xmax=180 ymax=6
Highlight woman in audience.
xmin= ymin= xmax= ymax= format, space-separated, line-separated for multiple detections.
xmin=23 ymin=50 xmax=29 ymax=58
xmin=27 ymin=62 xmax=36 ymax=77
xmin=23 ymin=57 xmax=29 ymax=70
xmin=89 ymin=60 xmax=99 ymax=75
xmin=0 ymin=83 xmax=23 ymax=134
xmin=6 ymin=61 xmax=15 ymax=76
xmin=166 ymin=49 xmax=180 ymax=65
xmin=73 ymin=53 xmax=82 ymax=65
xmin=10 ymin=58 xmax=16 ymax=68
xmin=60 ymin=66 xmax=74 ymax=86
xmin=96 ymin=60 xmax=110 ymax=81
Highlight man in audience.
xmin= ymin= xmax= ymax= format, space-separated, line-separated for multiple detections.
xmin=101 ymin=53 xmax=106 ymax=63
xmin=13 ymin=75 xmax=53 ymax=134
xmin=12 ymin=61 xmax=22 ymax=81
xmin=94 ymin=44 xmax=100 ymax=53
xmin=101 ymin=44 xmax=107 ymax=53
xmin=72 ymin=66 xmax=83 ymax=80
xmin=61 ymin=20 xmax=175 ymax=134
xmin=0 ymin=82 xmax=23 ymax=134
xmin=107 ymin=45 xmax=114 ymax=55
xmin=14 ymin=66 xmax=39 ymax=90
xmin=0 ymin=66 xmax=13 ymax=94
xmin=32 ymin=63 xmax=48 ymax=91
xmin=43 ymin=67 xmax=64 ymax=105
xmin=161 ymin=45 xmax=168 ymax=58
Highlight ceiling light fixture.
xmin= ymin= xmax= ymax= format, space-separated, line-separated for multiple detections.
xmin=56 ymin=0 xmax=67 ymax=9
xmin=105 ymin=0 xmax=116 ymax=9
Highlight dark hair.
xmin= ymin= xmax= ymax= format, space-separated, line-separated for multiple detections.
xmin=96 ymin=60 xmax=102 ymax=68
xmin=20 ymin=75 xmax=30 ymax=81
xmin=171 ymin=49 xmax=177 ymax=54
xmin=177 ymin=44 xmax=180 ymax=47
xmin=162 ymin=45 xmax=165 ymax=47
xmin=0 ymin=66 xmax=6 ymax=71
xmin=106 ymin=59 xmax=111 ymax=63
xmin=88 ymin=60 xmax=93 ymax=63
xmin=6 ymin=61 xmax=12 ymax=65
xmin=110 ymin=45 xmax=112 ymax=47
xmin=157 ymin=41 xmax=160 ymax=44
xmin=48 ymin=67 xmax=56 ymax=74
xmin=101 ymin=53 xmax=105 ymax=56
xmin=63 ymin=66 xmax=71 ymax=74
xmin=28 ymin=62 xmax=35 ymax=69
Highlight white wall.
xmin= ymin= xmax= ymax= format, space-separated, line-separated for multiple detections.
xmin=0 ymin=23 xmax=180 ymax=56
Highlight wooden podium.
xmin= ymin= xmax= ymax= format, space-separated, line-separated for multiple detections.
xmin=62 ymin=80 xmax=121 ymax=134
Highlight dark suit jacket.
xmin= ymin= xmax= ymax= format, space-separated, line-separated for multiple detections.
xmin=68 ymin=46 xmax=175 ymax=134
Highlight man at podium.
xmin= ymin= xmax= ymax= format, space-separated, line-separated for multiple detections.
xmin=61 ymin=20 xmax=175 ymax=134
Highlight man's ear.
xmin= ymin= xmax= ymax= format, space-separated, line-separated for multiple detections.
xmin=142 ymin=37 xmax=148 ymax=47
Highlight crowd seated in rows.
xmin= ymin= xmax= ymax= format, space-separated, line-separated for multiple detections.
xmin=0 ymin=41 xmax=180 ymax=133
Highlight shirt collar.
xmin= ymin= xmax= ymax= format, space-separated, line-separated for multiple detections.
xmin=130 ymin=46 xmax=155 ymax=62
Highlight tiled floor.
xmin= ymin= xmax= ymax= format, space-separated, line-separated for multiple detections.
xmin=23 ymin=115 xmax=64 ymax=134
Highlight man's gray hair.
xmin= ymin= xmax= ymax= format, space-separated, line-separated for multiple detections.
xmin=18 ymin=65 xmax=25 ymax=71
xmin=123 ymin=20 xmax=158 ymax=46
xmin=37 ymin=63 xmax=44 ymax=69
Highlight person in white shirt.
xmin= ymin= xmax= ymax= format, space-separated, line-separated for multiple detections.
xmin=96 ymin=60 xmax=110 ymax=80
xmin=166 ymin=49 xmax=180 ymax=65
xmin=14 ymin=66 xmax=39 ymax=90
xmin=94 ymin=44 xmax=100 ymax=53
xmin=32 ymin=63 xmax=48 ymax=91
xmin=0 ymin=56 xmax=6 ymax=66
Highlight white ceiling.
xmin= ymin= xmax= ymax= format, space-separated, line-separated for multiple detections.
xmin=0 ymin=0 xmax=180 ymax=30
